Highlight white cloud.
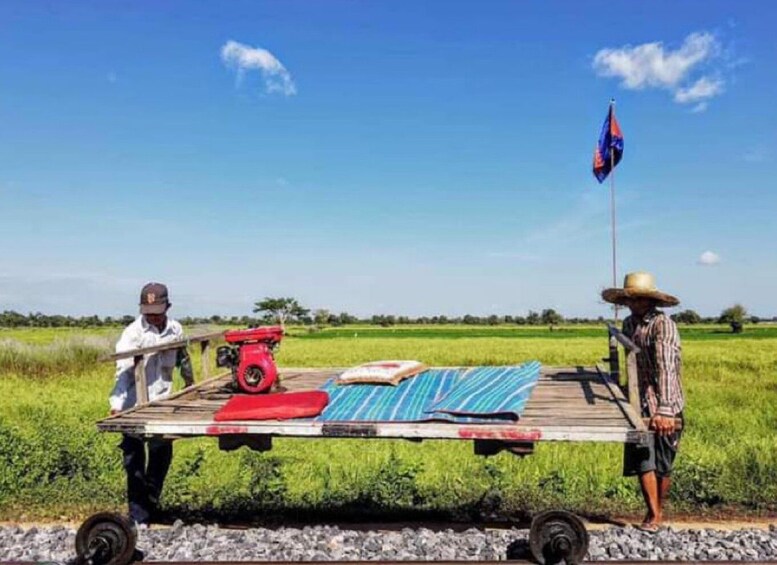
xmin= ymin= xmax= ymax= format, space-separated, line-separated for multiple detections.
xmin=698 ymin=251 xmax=721 ymax=265
xmin=690 ymin=102 xmax=708 ymax=113
xmin=593 ymin=32 xmax=725 ymax=110
xmin=220 ymin=40 xmax=296 ymax=96
xmin=674 ymin=76 xmax=723 ymax=103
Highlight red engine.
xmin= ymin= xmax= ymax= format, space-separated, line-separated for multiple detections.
xmin=216 ymin=326 xmax=284 ymax=394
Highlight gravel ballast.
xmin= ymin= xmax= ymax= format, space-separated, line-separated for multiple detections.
xmin=2 ymin=522 xmax=777 ymax=562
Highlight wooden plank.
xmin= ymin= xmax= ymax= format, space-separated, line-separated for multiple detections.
xmin=97 ymin=420 xmax=643 ymax=444
xmin=277 ymin=366 xmax=602 ymax=379
xmin=276 ymin=382 xmax=615 ymax=396
xmin=97 ymin=371 xmax=231 ymax=425
xmin=596 ymin=365 xmax=646 ymax=432
xmin=104 ymin=416 xmax=630 ymax=432
xmin=100 ymin=331 xmax=225 ymax=362
xmin=607 ymin=324 xmax=641 ymax=353
xmin=200 ymin=340 xmax=211 ymax=381
xmin=123 ymin=419 xmax=643 ymax=443
xmin=118 ymin=410 xmax=628 ymax=423
xmin=111 ymin=414 xmax=630 ymax=427
xmin=133 ymin=356 xmax=148 ymax=405
xmin=607 ymin=334 xmax=620 ymax=383
xmin=626 ymin=350 xmax=640 ymax=417
xmin=121 ymin=408 xmax=628 ymax=423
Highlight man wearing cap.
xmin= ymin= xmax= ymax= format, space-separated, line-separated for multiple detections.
xmin=602 ymin=272 xmax=685 ymax=532
xmin=109 ymin=282 xmax=193 ymax=525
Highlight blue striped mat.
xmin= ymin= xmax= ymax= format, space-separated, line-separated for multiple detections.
xmin=429 ymin=361 xmax=541 ymax=418
xmin=312 ymin=362 xmax=540 ymax=423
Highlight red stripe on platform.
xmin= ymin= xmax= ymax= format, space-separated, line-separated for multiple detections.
xmin=205 ymin=425 xmax=249 ymax=435
xmin=457 ymin=428 xmax=542 ymax=441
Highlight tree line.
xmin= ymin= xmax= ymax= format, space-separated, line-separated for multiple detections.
xmin=0 ymin=300 xmax=768 ymax=329
xmin=0 ymin=308 xmax=573 ymax=328
xmin=250 ymin=298 xmax=769 ymax=330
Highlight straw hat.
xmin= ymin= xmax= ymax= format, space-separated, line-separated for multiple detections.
xmin=601 ymin=271 xmax=680 ymax=308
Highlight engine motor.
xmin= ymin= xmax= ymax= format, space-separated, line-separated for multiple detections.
xmin=216 ymin=326 xmax=284 ymax=394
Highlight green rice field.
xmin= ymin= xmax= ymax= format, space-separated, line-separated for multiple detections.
xmin=0 ymin=324 xmax=775 ymax=522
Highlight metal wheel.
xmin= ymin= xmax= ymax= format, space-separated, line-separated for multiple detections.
xmin=74 ymin=512 xmax=137 ymax=565
xmin=528 ymin=510 xmax=588 ymax=565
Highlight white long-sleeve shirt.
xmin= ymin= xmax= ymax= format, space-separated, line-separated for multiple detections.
xmin=109 ymin=316 xmax=184 ymax=411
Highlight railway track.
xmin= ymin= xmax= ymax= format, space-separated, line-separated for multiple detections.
xmin=2 ymin=513 xmax=775 ymax=565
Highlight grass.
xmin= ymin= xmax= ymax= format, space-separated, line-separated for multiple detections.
xmin=296 ymin=324 xmax=777 ymax=341
xmin=0 ymin=324 xmax=775 ymax=522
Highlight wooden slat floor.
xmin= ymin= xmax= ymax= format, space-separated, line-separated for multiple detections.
xmin=98 ymin=366 xmax=645 ymax=443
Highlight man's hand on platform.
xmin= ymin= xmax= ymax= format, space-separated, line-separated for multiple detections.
xmin=650 ymin=415 xmax=674 ymax=436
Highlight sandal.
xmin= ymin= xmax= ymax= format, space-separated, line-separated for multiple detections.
xmin=635 ymin=522 xmax=660 ymax=533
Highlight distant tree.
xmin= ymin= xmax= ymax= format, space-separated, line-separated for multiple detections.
xmin=541 ymin=309 xmax=564 ymax=327
xmin=372 ymin=315 xmax=391 ymax=327
xmin=526 ymin=311 xmax=540 ymax=326
xmin=337 ymin=312 xmax=357 ymax=325
xmin=300 ymin=314 xmax=314 ymax=325
xmin=371 ymin=314 xmax=395 ymax=327
xmin=238 ymin=315 xmax=254 ymax=327
xmin=487 ymin=314 xmax=501 ymax=326
xmin=85 ymin=315 xmax=101 ymax=327
xmin=324 ymin=313 xmax=338 ymax=326
xmin=672 ymin=309 xmax=702 ymax=324
xmin=514 ymin=316 xmax=527 ymax=325
xmin=462 ymin=314 xmax=479 ymax=325
xmin=718 ymin=304 xmax=748 ymax=333
xmin=253 ymin=297 xmax=309 ymax=329
xmin=313 ymin=308 xmax=331 ymax=327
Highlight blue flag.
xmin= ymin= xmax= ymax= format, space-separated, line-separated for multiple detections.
xmin=592 ymin=104 xmax=624 ymax=183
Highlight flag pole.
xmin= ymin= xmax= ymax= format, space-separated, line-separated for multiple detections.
xmin=609 ymin=99 xmax=619 ymax=323
xmin=606 ymin=99 xmax=623 ymax=387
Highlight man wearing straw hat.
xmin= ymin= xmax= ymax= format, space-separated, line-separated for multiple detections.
xmin=602 ymin=272 xmax=685 ymax=532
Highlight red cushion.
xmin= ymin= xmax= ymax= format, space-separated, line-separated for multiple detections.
xmin=214 ymin=391 xmax=329 ymax=421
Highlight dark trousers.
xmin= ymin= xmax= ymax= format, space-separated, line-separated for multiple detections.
xmin=120 ymin=435 xmax=173 ymax=524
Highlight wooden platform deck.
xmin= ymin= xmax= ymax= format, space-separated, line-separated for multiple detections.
xmin=97 ymin=365 xmax=649 ymax=445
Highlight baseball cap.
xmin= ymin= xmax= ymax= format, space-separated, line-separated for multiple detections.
xmin=139 ymin=282 xmax=170 ymax=314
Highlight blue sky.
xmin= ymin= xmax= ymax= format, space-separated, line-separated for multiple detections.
xmin=1 ymin=1 xmax=775 ymax=318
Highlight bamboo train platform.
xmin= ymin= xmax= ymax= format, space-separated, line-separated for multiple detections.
xmin=97 ymin=364 xmax=649 ymax=448
xmin=89 ymin=329 xmax=657 ymax=565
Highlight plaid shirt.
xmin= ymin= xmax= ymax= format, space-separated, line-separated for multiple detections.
xmin=622 ymin=309 xmax=685 ymax=417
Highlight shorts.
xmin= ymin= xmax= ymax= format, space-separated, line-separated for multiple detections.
xmin=623 ymin=412 xmax=684 ymax=478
